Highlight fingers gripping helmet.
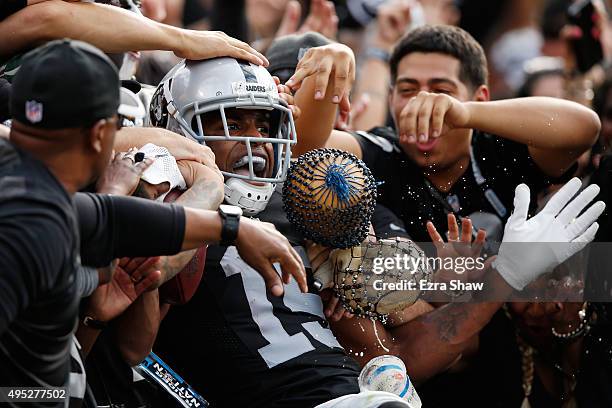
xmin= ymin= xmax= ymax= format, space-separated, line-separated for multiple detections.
xmin=149 ymin=57 xmax=297 ymax=215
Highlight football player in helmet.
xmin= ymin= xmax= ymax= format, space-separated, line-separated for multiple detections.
xmin=149 ymin=57 xmax=416 ymax=407
xmin=149 ymin=57 xmax=295 ymax=215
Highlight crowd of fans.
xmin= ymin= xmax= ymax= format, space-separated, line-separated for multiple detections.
xmin=1 ymin=0 xmax=612 ymax=407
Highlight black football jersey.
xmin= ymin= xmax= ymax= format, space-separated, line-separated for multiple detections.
xmin=354 ymin=128 xmax=576 ymax=242
xmin=155 ymin=187 xmax=361 ymax=408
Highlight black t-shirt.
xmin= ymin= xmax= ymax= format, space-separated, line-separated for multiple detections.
xmin=0 ymin=139 xmax=80 ymax=394
xmin=355 ymin=127 xmax=574 ymax=242
xmin=155 ymin=188 xmax=361 ymax=408
xmin=0 ymin=139 xmax=188 ymax=398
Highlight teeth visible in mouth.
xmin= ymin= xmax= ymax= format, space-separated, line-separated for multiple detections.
xmin=233 ymin=155 xmax=267 ymax=172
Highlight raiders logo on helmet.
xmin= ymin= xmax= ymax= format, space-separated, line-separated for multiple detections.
xmin=149 ymin=85 xmax=168 ymax=129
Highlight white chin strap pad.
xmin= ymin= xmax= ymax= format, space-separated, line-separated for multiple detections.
xmin=224 ymin=178 xmax=274 ymax=215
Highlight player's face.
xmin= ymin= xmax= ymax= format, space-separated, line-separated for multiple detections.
xmin=390 ymin=52 xmax=474 ymax=171
xmin=202 ymin=109 xmax=274 ymax=184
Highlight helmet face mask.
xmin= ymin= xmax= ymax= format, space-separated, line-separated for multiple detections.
xmin=181 ymin=94 xmax=295 ymax=184
xmin=150 ymin=58 xmax=297 ymax=214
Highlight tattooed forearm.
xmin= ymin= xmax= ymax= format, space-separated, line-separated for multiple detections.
xmin=155 ymin=249 xmax=198 ymax=285
xmin=419 ymin=264 xmax=507 ymax=344
xmin=422 ymin=304 xmax=470 ymax=343
xmin=176 ymin=179 xmax=224 ymax=210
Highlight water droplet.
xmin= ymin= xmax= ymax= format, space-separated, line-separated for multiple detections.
xmin=372 ymin=320 xmax=389 ymax=352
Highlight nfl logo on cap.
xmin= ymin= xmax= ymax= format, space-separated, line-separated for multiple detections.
xmin=25 ymin=100 xmax=43 ymax=124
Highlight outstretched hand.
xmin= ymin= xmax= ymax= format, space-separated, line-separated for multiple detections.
xmin=86 ymin=257 xmax=163 ymax=323
xmin=286 ymin=43 xmax=355 ymax=107
xmin=426 ymin=214 xmax=487 ymax=284
xmin=494 ymin=178 xmax=605 ymax=290
xmin=427 ymin=214 xmax=486 ymax=258
xmin=175 ymin=30 xmax=269 ymax=67
xmin=236 ymin=219 xmax=307 ymax=296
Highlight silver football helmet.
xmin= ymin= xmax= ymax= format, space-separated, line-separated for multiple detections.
xmin=149 ymin=57 xmax=297 ymax=214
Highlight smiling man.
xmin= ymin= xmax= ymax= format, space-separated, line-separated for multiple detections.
xmin=201 ymin=109 xmax=274 ymax=197
xmin=313 ymin=25 xmax=600 ymax=242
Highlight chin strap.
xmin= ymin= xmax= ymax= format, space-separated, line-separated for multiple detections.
xmin=224 ymin=178 xmax=274 ymax=215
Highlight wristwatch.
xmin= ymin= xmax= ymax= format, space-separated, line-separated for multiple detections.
xmin=218 ymin=204 xmax=242 ymax=246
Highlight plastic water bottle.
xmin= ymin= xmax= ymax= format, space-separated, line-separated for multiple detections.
xmin=358 ymin=355 xmax=422 ymax=408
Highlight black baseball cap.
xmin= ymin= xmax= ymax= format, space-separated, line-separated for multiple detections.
xmin=10 ymin=39 xmax=120 ymax=129
xmin=266 ymin=32 xmax=331 ymax=83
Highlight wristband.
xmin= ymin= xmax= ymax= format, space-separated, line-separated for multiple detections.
xmin=82 ymin=315 xmax=108 ymax=330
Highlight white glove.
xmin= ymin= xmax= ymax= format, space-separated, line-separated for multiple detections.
xmin=493 ymin=178 xmax=605 ymax=290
